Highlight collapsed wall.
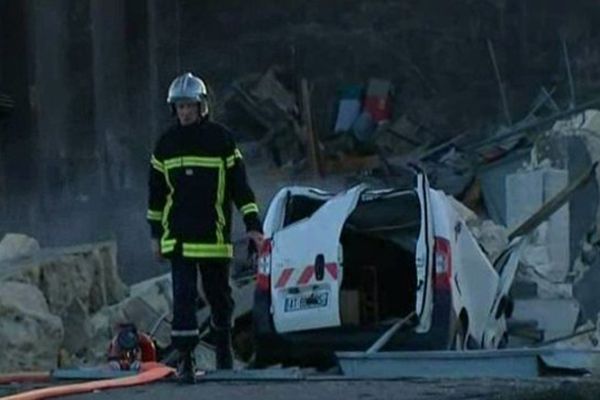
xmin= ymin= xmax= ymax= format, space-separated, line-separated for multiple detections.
xmin=0 ymin=234 xmax=129 ymax=372
xmin=479 ymin=110 xmax=600 ymax=346
xmin=527 ymin=111 xmax=600 ymax=318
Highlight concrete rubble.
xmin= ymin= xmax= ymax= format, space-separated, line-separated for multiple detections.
xmin=0 ymin=281 xmax=63 ymax=372
xmin=0 ymin=233 xmax=40 ymax=261
xmin=467 ymin=109 xmax=600 ymax=348
xmin=0 ymin=230 xmax=261 ymax=372
xmin=507 ymin=166 xmax=570 ymax=283
xmin=422 ymin=108 xmax=600 ymax=350
xmin=82 ymin=271 xmax=255 ymax=369
xmin=0 ymin=235 xmax=128 ymax=372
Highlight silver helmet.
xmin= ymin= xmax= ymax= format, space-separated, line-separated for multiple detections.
xmin=166 ymin=72 xmax=207 ymax=104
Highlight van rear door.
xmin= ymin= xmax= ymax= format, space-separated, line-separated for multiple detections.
xmin=270 ymin=186 xmax=364 ymax=333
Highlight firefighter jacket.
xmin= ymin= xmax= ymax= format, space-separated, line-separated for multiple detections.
xmin=147 ymin=119 xmax=261 ymax=259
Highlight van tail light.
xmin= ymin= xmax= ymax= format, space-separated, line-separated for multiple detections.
xmin=434 ymin=237 xmax=452 ymax=291
xmin=256 ymin=238 xmax=272 ymax=292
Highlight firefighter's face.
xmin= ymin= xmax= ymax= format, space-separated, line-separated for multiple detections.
xmin=176 ymin=101 xmax=200 ymax=126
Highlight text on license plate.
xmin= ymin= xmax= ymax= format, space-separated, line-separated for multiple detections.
xmin=284 ymin=291 xmax=329 ymax=312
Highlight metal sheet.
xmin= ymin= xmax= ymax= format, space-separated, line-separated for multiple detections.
xmin=336 ymin=349 xmax=600 ymax=379
xmin=512 ymin=298 xmax=580 ymax=340
xmin=540 ymin=351 xmax=600 ymax=373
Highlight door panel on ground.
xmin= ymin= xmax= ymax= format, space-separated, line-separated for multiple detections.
xmin=483 ymin=238 xmax=525 ymax=348
xmin=271 ymin=186 xmax=364 ymax=333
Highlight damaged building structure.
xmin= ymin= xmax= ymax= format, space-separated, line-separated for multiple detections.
xmin=2 ymin=107 xmax=600 ymax=373
xmin=2 ymin=0 xmax=600 ymax=387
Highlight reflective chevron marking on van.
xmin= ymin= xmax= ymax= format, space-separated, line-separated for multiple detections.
xmin=275 ymin=264 xmax=338 ymax=288
xmin=275 ymin=268 xmax=294 ymax=289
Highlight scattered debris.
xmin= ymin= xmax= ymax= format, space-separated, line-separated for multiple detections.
xmin=5 ymin=71 xmax=600 ymax=382
xmin=223 ymin=67 xmax=305 ymax=170
xmin=0 ymin=238 xmax=128 ymax=372
xmin=84 ymin=271 xmax=256 ymax=370
xmin=336 ymin=348 xmax=600 ymax=379
xmin=0 ymin=281 xmax=63 ymax=372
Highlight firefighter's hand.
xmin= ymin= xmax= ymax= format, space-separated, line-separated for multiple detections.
xmin=151 ymin=239 xmax=164 ymax=262
xmin=247 ymin=231 xmax=264 ymax=252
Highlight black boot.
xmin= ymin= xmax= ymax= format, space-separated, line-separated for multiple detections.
xmin=215 ymin=329 xmax=233 ymax=370
xmin=176 ymin=350 xmax=196 ymax=384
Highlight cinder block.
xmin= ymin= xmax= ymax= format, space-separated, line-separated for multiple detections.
xmin=512 ymin=298 xmax=580 ymax=340
xmin=506 ymin=168 xmax=570 ymax=282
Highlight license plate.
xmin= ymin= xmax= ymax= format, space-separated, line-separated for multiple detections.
xmin=284 ymin=291 xmax=329 ymax=312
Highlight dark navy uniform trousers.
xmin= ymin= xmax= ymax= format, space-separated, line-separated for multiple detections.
xmin=170 ymin=255 xmax=234 ymax=352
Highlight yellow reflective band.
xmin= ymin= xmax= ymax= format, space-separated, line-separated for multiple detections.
xmin=226 ymin=155 xmax=235 ymax=168
xmin=182 ymin=243 xmax=233 ymax=258
xmin=151 ymin=155 xmax=165 ymax=173
xmin=163 ymin=156 xmax=222 ymax=170
xmin=240 ymin=203 xmax=259 ymax=215
xmin=161 ymin=239 xmax=176 ymax=253
xmin=147 ymin=209 xmax=163 ymax=221
xmin=226 ymin=149 xmax=243 ymax=168
xmin=161 ymin=169 xmax=176 ymax=249
xmin=215 ymin=164 xmax=226 ymax=244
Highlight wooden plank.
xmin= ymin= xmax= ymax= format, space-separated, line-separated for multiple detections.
xmin=300 ymin=78 xmax=321 ymax=177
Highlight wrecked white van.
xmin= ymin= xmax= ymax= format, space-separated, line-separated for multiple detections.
xmin=252 ymin=173 xmax=522 ymax=365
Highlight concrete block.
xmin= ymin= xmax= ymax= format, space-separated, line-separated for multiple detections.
xmin=544 ymin=169 xmax=570 ymax=282
xmin=506 ymin=171 xmax=544 ymax=230
xmin=513 ymin=298 xmax=580 ymax=340
xmin=506 ymin=168 xmax=570 ymax=282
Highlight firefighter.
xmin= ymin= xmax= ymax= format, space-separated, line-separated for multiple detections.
xmin=147 ymin=72 xmax=264 ymax=383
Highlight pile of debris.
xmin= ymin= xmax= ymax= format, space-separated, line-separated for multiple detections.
xmin=3 ymin=78 xmax=600 ymax=371
xmin=221 ymin=66 xmax=306 ymax=170
xmin=505 ymin=110 xmax=600 ymax=348
xmin=220 ymin=62 xmax=600 ymax=351
xmin=0 ymin=234 xmax=128 ymax=372
xmin=221 ymin=68 xmax=418 ymax=177
xmin=433 ymin=108 xmax=600 ymax=350
xmin=0 ymin=233 xmax=257 ymax=373
xmin=84 ymin=270 xmax=255 ymax=370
